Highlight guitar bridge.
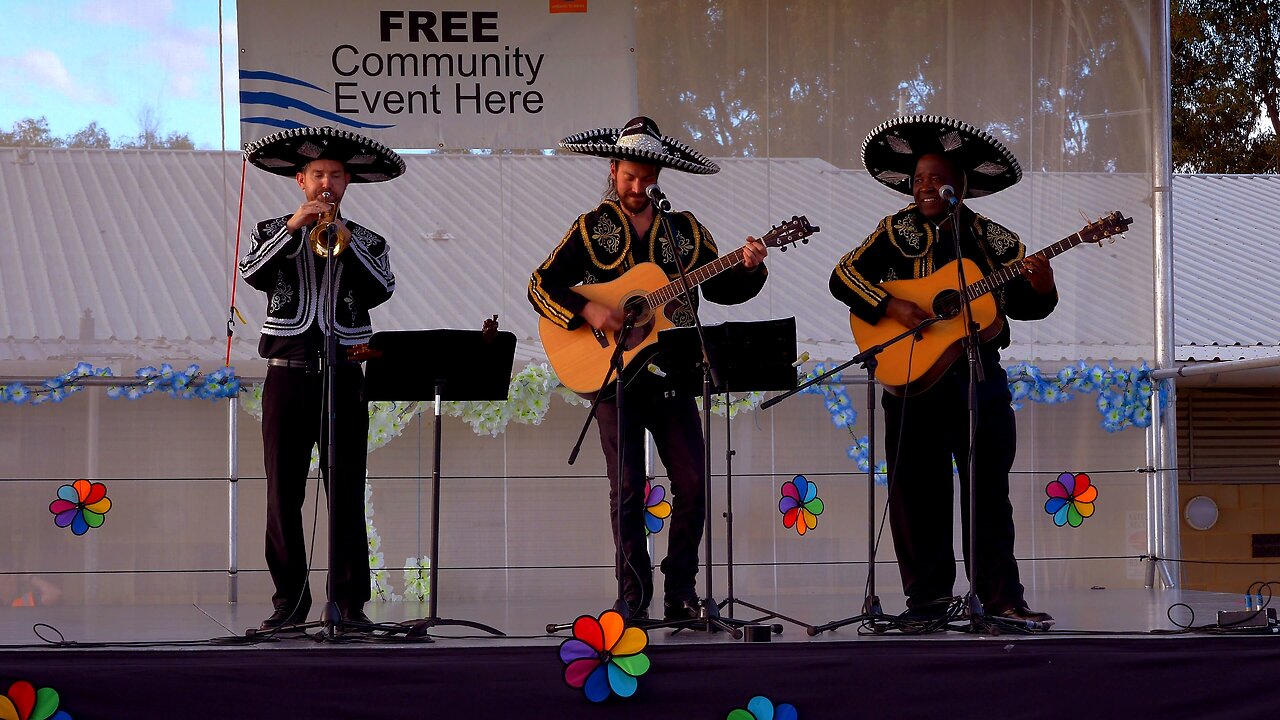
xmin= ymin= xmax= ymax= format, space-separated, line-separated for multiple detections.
xmin=591 ymin=327 xmax=609 ymax=348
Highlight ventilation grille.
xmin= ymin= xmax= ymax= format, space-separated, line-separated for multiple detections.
xmin=1177 ymin=388 xmax=1280 ymax=483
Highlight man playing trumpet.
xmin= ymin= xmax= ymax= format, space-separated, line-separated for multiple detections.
xmin=239 ymin=126 xmax=403 ymax=632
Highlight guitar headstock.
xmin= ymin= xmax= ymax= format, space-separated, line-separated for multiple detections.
xmin=762 ymin=215 xmax=820 ymax=251
xmin=1080 ymin=211 xmax=1133 ymax=245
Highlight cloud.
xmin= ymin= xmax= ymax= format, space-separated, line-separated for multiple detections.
xmin=13 ymin=49 xmax=114 ymax=105
xmin=75 ymin=0 xmax=177 ymax=32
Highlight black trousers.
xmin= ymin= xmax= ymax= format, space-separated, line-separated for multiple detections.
xmin=261 ymin=364 xmax=370 ymax=614
xmin=882 ymin=354 xmax=1026 ymax=614
xmin=595 ymin=373 xmax=706 ymax=611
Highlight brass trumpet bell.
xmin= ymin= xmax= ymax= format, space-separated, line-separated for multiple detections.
xmin=310 ymin=192 xmax=351 ymax=257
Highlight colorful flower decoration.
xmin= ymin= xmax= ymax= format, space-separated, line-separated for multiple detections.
xmin=727 ymin=695 xmax=798 ymax=720
xmin=558 ymin=609 xmax=651 ymax=702
xmin=0 ymin=680 xmax=73 ymax=720
xmin=49 ymin=480 xmax=112 ymax=536
xmin=1045 ymin=472 xmax=1098 ymax=527
xmin=644 ymin=480 xmax=672 ymax=535
xmin=779 ymin=475 xmax=824 ymax=536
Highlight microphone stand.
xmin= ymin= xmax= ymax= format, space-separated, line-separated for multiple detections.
xmin=547 ymin=313 xmax=639 ymax=632
xmin=762 ymin=316 xmax=944 ymax=635
xmin=314 ymin=219 xmax=379 ymax=640
xmin=944 ymin=200 xmax=1026 ymax=634
xmin=651 ymin=202 xmax=749 ymax=638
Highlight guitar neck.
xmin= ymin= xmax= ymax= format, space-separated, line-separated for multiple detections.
xmin=644 ymin=247 xmax=746 ymax=308
xmin=965 ymin=230 xmax=1086 ymax=301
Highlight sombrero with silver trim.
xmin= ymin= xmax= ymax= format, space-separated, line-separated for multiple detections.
xmin=244 ymin=126 xmax=406 ymax=183
xmin=861 ymin=114 xmax=1021 ymax=198
xmin=559 ymin=116 xmax=719 ymax=175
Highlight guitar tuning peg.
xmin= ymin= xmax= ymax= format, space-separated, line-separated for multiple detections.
xmin=780 ymin=245 xmax=789 ymax=252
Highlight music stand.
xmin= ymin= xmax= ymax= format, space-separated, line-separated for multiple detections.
xmin=653 ymin=318 xmax=804 ymax=634
xmin=364 ymin=328 xmax=516 ymax=637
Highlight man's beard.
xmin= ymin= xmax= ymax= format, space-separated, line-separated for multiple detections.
xmin=618 ymin=191 xmax=648 ymax=215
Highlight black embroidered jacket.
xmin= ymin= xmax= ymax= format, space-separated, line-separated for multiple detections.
xmin=830 ymin=204 xmax=1056 ymax=349
xmin=239 ymin=214 xmax=395 ymax=345
xmin=529 ymin=200 xmax=767 ymax=330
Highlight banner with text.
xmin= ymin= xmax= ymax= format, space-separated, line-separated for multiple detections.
xmin=237 ymin=1 xmax=636 ymax=150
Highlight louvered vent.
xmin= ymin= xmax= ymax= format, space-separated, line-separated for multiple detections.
xmin=1177 ymin=388 xmax=1280 ymax=483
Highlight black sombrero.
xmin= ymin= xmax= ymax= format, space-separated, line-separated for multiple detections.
xmin=244 ymin=126 xmax=406 ymax=183
xmin=861 ymin=114 xmax=1021 ymax=198
xmin=559 ymin=116 xmax=719 ymax=175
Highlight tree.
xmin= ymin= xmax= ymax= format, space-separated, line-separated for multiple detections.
xmin=0 ymin=114 xmax=193 ymax=150
xmin=1172 ymin=0 xmax=1280 ymax=173
xmin=67 ymin=122 xmax=112 ymax=149
xmin=0 ymin=116 xmax=64 ymax=147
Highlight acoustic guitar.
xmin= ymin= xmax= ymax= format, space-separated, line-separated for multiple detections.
xmin=849 ymin=211 xmax=1132 ymax=396
xmin=542 ymin=216 xmax=819 ymax=394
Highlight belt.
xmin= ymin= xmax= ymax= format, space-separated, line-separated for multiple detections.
xmin=267 ymin=358 xmax=355 ymax=372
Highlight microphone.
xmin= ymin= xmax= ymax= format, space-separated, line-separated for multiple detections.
xmin=645 ymin=184 xmax=672 ymax=213
xmin=938 ymin=185 xmax=959 ymax=206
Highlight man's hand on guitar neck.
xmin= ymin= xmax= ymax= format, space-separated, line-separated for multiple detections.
xmin=742 ymin=237 xmax=768 ymax=269
xmin=1021 ymin=255 xmax=1056 ymax=294
xmin=885 ymin=298 xmax=933 ymax=328
xmin=582 ymin=301 xmax=628 ymax=334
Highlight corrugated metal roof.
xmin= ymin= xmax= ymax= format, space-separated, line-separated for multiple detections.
xmin=0 ymin=147 xmax=1272 ymax=374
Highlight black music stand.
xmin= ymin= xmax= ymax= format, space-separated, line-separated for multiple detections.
xmin=653 ymin=318 xmax=804 ymax=634
xmin=364 ymin=328 xmax=516 ymax=637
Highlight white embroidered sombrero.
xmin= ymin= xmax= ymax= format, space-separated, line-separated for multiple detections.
xmin=559 ymin=115 xmax=720 ymax=175
xmin=862 ymin=114 xmax=1021 ymax=198
xmin=244 ymin=126 xmax=405 ymax=183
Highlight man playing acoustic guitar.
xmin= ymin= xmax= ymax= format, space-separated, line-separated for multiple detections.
xmin=529 ymin=116 xmax=768 ymax=623
xmin=830 ymin=115 xmax=1057 ymax=628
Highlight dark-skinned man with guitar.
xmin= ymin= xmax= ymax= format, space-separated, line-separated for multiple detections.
xmin=830 ymin=115 xmax=1057 ymax=628
xmin=529 ymin=116 xmax=769 ymax=623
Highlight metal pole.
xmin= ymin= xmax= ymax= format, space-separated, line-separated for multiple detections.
xmin=228 ymin=394 xmax=239 ymax=603
xmin=1150 ymin=0 xmax=1180 ymax=587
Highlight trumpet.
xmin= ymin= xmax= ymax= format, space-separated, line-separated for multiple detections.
xmin=309 ymin=191 xmax=351 ymax=257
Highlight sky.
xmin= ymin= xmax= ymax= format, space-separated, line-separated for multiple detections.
xmin=0 ymin=0 xmax=240 ymax=150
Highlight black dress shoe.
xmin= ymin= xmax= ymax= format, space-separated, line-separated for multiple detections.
xmin=663 ymin=597 xmax=703 ymax=621
xmin=259 ymin=607 xmax=308 ymax=631
xmin=997 ymin=606 xmax=1055 ymax=626
xmin=340 ymin=604 xmax=372 ymax=625
xmin=612 ymin=599 xmax=649 ymax=622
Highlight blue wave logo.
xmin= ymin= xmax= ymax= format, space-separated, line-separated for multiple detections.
xmin=239 ymin=70 xmax=395 ymax=132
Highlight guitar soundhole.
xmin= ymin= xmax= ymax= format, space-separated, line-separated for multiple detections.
xmin=618 ymin=296 xmax=654 ymax=350
xmin=932 ymin=290 xmax=962 ymax=319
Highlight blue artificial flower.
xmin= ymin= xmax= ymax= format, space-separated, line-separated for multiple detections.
xmin=6 ymin=383 xmax=31 ymax=404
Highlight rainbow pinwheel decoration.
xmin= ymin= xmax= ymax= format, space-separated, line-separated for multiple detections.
xmin=1045 ymin=472 xmax=1098 ymax=527
xmin=779 ymin=475 xmax=824 ymax=536
xmin=727 ymin=695 xmax=798 ymax=720
xmin=558 ymin=609 xmax=651 ymax=702
xmin=644 ymin=480 xmax=671 ymax=535
xmin=0 ymin=680 xmax=73 ymax=720
xmin=49 ymin=479 xmax=112 ymax=536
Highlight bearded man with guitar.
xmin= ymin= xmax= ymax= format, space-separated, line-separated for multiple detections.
xmin=529 ymin=116 xmax=770 ymax=623
xmin=830 ymin=115 xmax=1060 ymax=628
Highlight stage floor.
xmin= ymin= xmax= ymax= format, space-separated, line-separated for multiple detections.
xmin=3 ymin=587 xmax=1279 ymax=719
xmin=0 ymin=585 xmax=1268 ymax=646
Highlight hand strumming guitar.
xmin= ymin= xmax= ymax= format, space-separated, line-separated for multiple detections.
xmin=582 ymin=301 xmax=628 ymax=334
xmin=885 ymin=297 xmax=933 ymax=328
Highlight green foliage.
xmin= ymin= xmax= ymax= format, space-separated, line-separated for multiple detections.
xmin=1172 ymin=0 xmax=1280 ymax=173
xmin=0 ymin=117 xmax=193 ymax=150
